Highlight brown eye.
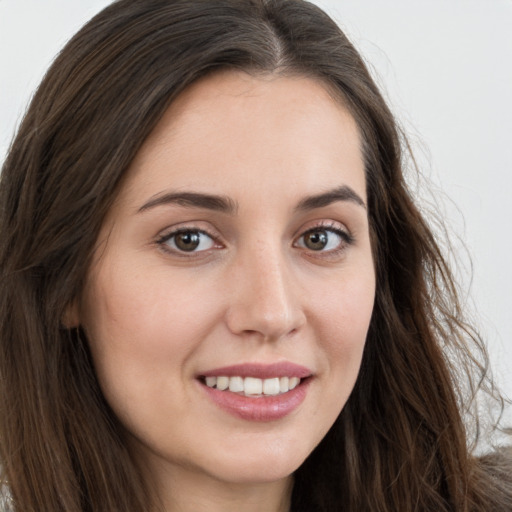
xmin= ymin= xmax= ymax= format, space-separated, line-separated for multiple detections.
xmin=296 ymin=227 xmax=351 ymax=253
xmin=303 ymin=230 xmax=329 ymax=250
xmin=162 ymin=230 xmax=215 ymax=253
xmin=174 ymin=232 xmax=200 ymax=251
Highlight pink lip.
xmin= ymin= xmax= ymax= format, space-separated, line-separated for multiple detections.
xmin=200 ymin=362 xmax=312 ymax=379
xmin=200 ymin=379 xmax=311 ymax=422
xmin=197 ymin=362 xmax=313 ymax=422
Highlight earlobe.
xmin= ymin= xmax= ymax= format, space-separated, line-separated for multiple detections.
xmin=62 ymin=300 xmax=80 ymax=329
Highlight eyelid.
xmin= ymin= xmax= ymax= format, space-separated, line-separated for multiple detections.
xmin=153 ymin=219 xmax=354 ymax=259
xmin=295 ymin=220 xmax=352 ymax=240
xmin=293 ymin=220 xmax=355 ymax=255
xmin=155 ymin=223 xmax=224 ymax=257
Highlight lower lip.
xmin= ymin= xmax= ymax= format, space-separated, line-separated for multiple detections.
xmin=199 ymin=379 xmax=311 ymax=422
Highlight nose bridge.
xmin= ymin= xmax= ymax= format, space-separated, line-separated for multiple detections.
xmin=225 ymin=236 xmax=304 ymax=340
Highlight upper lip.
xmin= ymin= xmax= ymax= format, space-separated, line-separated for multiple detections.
xmin=199 ymin=362 xmax=312 ymax=379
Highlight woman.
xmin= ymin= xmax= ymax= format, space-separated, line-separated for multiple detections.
xmin=0 ymin=1 xmax=510 ymax=511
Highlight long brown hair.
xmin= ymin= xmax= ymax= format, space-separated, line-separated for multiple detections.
xmin=1 ymin=1 xmax=510 ymax=511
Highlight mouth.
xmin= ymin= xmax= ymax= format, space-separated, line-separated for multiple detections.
xmin=200 ymin=375 xmax=303 ymax=397
xmin=197 ymin=362 xmax=313 ymax=421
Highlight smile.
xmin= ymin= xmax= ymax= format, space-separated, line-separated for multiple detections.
xmin=204 ymin=375 xmax=301 ymax=396
xmin=198 ymin=362 xmax=312 ymax=421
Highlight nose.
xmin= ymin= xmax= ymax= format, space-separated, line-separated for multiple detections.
xmin=225 ymin=243 xmax=306 ymax=341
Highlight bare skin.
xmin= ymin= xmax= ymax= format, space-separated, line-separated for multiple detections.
xmin=74 ymin=71 xmax=375 ymax=511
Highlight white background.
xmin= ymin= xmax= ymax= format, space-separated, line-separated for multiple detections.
xmin=1 ymin=1 xmax=511 ymax=411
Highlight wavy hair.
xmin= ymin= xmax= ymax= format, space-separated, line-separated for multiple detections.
xmin=0 ymin=1 xmax=510 ymax=511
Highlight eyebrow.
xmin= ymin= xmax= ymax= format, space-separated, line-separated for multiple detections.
xmin=138 ymin=191 xmax=238 ymax=214
xmin=137 ymin=185 xmax=366 ymax=215
xmin=295 ymin=185 xmax=366 ymax=211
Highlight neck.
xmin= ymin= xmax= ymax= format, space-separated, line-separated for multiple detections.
xmin=145 ymin=459 xmax=293 ymax=512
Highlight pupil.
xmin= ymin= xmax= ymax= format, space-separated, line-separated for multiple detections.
xmin=176 ymin=232 xmax=200 ymax=251
xmin=305 ymin=230 xmax=327 ymax=250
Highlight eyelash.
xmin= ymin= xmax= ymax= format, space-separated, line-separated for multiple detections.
xmin=295 ymin=224 xmax=354 ymax=258
xmin=155 ymin=222 xmax=354 ymax=259
xmin=156 ymin=226 xmax=220 ymax=257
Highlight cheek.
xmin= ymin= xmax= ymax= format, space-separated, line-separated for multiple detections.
xmin=317 ymin=266 xmax=375 ymax=345
xmin=83 ymin=258 xmax=211 ymax=346
xmin=309 ymin=265 xmax=375 ymax=399
xmin=79 ymin=260 xmax=220 ymax=401
xmin=78 ymin=262 xmax=226 ymax=445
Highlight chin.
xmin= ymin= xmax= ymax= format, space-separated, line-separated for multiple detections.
xmin=200 ymin=439 xmax=312 ymax=485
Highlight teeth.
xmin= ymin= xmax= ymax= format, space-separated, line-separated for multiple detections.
xmin=205 ymin=376 xmax=217 ymax=388
xmin=203 ymin=375 xmax=303 ymax=395
xmin=263 ymin=377 xmax=280 ymax=395
xmin=289 ymin=377 xmax=300 ymax=390
xmin=228 ymin=376 xmax=244 ymax=393
xmin=217 ymin=376 xmax=229 ymax=390
xmin=244 ymin=377 xmax=263 ymax=395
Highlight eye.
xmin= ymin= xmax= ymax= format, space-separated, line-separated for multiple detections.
xmin=295 ymin=226 xmax=352 ymax=253
xmin=159 ymin=229 xmax=216 ymax=253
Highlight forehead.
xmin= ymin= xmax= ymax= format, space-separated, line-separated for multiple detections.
xmin=120 ymin=70 xmax=365 ymax=210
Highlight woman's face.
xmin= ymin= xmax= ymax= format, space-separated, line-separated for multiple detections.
xmin=78 ymin=71 xmax=375 ymax=488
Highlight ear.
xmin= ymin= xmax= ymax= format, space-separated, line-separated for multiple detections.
xmin=62 ymin=300 xmax=80 ymax=329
